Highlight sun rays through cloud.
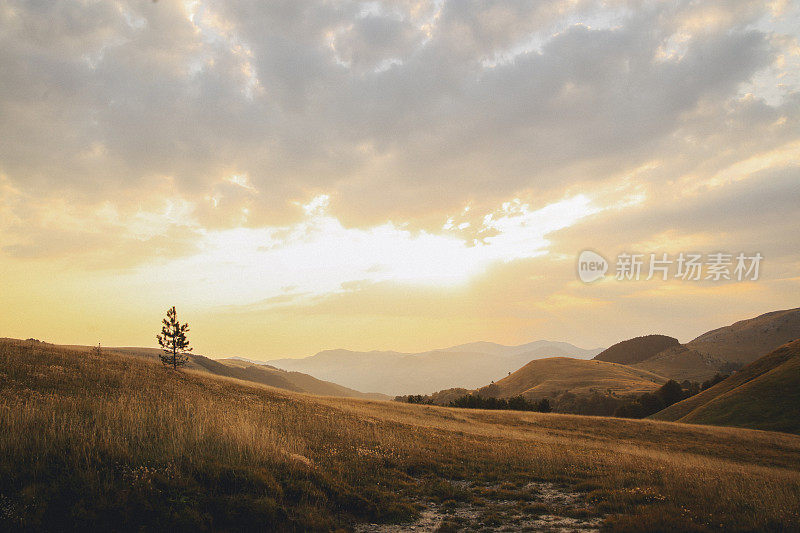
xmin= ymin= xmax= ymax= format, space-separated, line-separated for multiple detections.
xmin=0 ymin=0 xmax=798 ymax=357
xmin=119 ymin=193 xmax=600 ymax=310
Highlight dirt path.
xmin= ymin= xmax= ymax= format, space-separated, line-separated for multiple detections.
xmin=355 ymin=481 xmax=603 ymax=532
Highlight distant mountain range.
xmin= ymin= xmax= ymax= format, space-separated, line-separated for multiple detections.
xmin=261 ymin=308 xmax=800 ymax=398
xmin=265 ymin=341 xmax=602 ymax=396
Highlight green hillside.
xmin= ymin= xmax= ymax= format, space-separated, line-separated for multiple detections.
xmin=652 ymin=339 xmax=800 ymax=434
xmin=681 ymin=355 xmax=800 ymax=433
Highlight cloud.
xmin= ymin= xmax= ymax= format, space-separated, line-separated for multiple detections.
xmin=548 ymin=162 xmax=800 ymax=262
xmin=1 ymin=0 xmax=799 ymax=357
xmin=1 ymin=0 xmax=797 ymax=233
xmin=112 ymin=193 xmax=596 ymax=310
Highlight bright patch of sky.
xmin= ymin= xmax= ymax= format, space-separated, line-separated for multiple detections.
xmin=225 ymin=173 xmax=256 ymax=191
xmin=120 ymin=194 xmax=601 ymax=309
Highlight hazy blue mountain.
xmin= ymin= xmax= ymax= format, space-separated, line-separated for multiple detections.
xmin=264 ymin=341 xmax=602 ymax=396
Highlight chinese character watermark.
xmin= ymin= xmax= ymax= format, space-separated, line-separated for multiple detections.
xmin=577 ymin=251 xmax=762 ymax=283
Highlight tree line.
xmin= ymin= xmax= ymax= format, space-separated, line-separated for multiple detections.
xmin=611 ymin=374 xmax=731 ymax=419
xmin=396 ymin=373 xmax=733 ymax=418
xmin=397 ymin=394 xmax=552 ymax=413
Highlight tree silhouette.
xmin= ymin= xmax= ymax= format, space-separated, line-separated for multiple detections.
xmin=657 ymin=379 xmax=684 ymax=407
xmin=637 ymin=392 xmax=665 ymax=415
xmin=157 ymin=306 xmax=192 ymax=370
xmin=537 ymin=398 xmax=552 ymax=413
xmin=613 ymin=401 xmax=647 ymax=419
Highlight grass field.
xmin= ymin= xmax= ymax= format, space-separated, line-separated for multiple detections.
xmin=1 ymin=339 xmax=799 ymax=531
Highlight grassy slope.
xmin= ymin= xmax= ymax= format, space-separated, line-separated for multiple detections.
xmin=595 ymin=308 xmax=800 ymax=382
xmin=214 ymin=358 xmax=389 ymax=401
xmin=593 ymin=335 xmax=680 ymax=365
xmin=1 ymin=339 xmax=800 ymax=531
xmin=64 ymin=344 xmax=388 ymax=401
xmin=479 ymin=357 xmax=668 ymax=398
xmin=686 ymin=307 xmax=800 ymax=364
xmin=631 ymin=346 xmax=720 ymax=382
xmin=652 ymin=340 xmax=800 ymax=434
xmin=681 ymin=356 xmax=800 ymax=433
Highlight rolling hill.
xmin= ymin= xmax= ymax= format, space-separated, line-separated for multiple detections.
xmin=651 ymin=339 xmax=800 ymax=434
xmin=630 ymin=345 xmax=723 ymax=382
xmin=593 ymin=335 xmax=680 ymax=364
xmin=594 ymin=338 xmax=722 ymax=383
xmin=685 ymin=307 xmax=800 ymax=364
xmin=25 ymin=341 xmax=388 ymax=401
xmin=590 ymin=308 xmax=800 ymax=381
xmin=476 ymin=357 xmax=668 ymax=399
xmin=2 ymin=337 xmax=799 ymax=531
xmin=265 ymin=341 xmax=601 ymax=396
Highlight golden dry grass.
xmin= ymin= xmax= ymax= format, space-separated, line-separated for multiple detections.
xmin=481 ymin=357 xmax=667 ymax=398
xmin=1 ymin=339 xmax=799 ymax=531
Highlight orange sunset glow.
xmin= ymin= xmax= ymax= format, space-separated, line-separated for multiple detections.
xmin=2 ymin=0 xmax=798 ymax=360
xmin=2 ymin=2 xmax=800 ymax=531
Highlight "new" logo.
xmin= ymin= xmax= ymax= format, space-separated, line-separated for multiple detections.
xmin=577 ymin=250 xmax=608 ymax=283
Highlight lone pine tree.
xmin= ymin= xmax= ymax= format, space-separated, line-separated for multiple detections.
xmin=157 ymin=306 xmax=192 ymax=370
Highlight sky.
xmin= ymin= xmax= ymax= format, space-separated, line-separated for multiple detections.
xmin=1 ymin=0 xmax=798 ymax=360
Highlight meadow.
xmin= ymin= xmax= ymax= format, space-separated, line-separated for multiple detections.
xmin=1 ymin=339 xmax=799 ymax=531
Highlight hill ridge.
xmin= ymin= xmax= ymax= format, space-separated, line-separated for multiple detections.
xmin=476 ymin=356 xmax=668 ymax=400
xmin=651 ymin=339 xmax=800 ymax=434
xmin=593 ymin=335 xmax=680 ymax=365
xmin=9 ymin=339 xmax=388 ymax=401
